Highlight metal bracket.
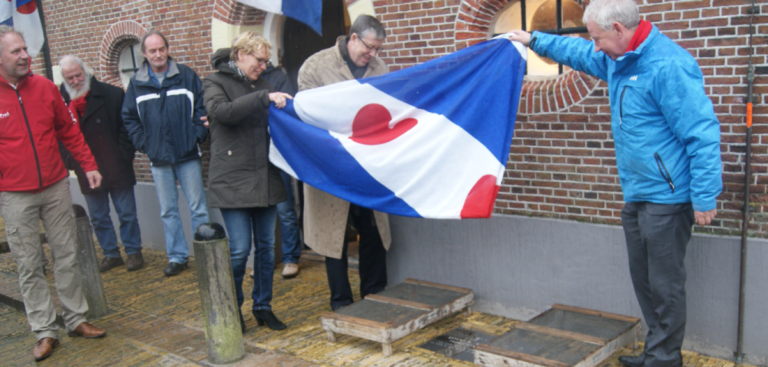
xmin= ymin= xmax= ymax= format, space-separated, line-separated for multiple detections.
xmin=747 ymin=5 xmax=760 ymax=14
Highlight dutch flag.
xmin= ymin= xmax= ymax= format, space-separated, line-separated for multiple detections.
xmin=234 ymin=0 xmax=322 ymax=35
xmin=1 ymin=0 xmax=45 ymax=57
xmin=269 ymin=37 xmax=527 ymax=219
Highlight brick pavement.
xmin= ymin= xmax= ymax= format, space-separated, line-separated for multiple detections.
xmin=0 ymin=212 xmax=752 ymax=367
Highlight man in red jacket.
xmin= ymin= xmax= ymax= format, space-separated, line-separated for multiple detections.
xmin=0 ymin=26 xmax=107 ymax=361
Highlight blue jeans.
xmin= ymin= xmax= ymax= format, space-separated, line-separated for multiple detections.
xmin=220 ymin=206 xmax=277 ymax=311
xmin=276 ymin=171 xmax=301 ymax=264
xmin=83 ymin=187 xmax=142 ymax=258
xmin=150 ymin=159 xmax=209 ymax=264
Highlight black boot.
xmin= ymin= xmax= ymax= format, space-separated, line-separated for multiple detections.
xmin=618 ymin=354 xmax=644 ymax=367
xmin=252 ymin=310 xmax=286 ymax=331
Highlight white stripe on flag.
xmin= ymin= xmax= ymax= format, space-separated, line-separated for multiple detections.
xmin=268 ymin=137 xmax=298 ymax=179
xmin=294 ymin=83 xmax=504 ymax=219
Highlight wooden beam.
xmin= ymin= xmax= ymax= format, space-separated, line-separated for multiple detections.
xmin=475 ymin=344 xmax=570 ymax=367
xmin=320 ymin=312 xmax=392 ymax=330
xmin=403 ymin=278 xmax=472 ymax=294
xmin=364 ymin=294 xmax=433 ymax=311
xmin=516 ymin=322 xmax=607 ymax=345
xmin=551 ymin=304 xmax=641 ymax=324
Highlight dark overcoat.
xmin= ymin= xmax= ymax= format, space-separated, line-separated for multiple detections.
xmin=60 ymin=77 xmax=136 ymax=195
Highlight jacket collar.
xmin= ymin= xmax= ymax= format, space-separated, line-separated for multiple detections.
xmin=134 ymin=57 xmax=180 ymax=86
xmin=613 ymin=25 xmax=660 ymax=71
xmin=0 ymin=69 xmax=32 ymax=90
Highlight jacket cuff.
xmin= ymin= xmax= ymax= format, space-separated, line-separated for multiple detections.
xmin=692 ymin=200 xmax=716 ymax=212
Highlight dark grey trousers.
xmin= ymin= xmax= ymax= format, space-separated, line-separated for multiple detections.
xmin=621 ymin=202 xmax=694 ymax=367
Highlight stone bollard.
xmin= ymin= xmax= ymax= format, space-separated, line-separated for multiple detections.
xmin=72 ymin=205 xmax=109 ymax=320
xmin=193 ymin=223 xmax=245 ymax=365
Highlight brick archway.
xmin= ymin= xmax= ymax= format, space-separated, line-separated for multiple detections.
xmin=99 ymin=21 xmax=147 ymax=87
xmin=454 ymin=0 xmax=598 ymax=114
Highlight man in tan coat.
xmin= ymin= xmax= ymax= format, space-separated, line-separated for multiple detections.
xmin=298 ymin=15 xmax=392 ymax=311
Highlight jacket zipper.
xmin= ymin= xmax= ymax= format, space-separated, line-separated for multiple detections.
xmin=654 ymin=152 xmax=675 ymax=193
xmin=619 ymin=86 xmax=627 ymax=126
xmin=16 ymin=89 xmax=44 ymax=188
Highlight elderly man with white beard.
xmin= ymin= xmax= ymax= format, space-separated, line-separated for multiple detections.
xmin=58 ymin=55 xmax=144 ymax=272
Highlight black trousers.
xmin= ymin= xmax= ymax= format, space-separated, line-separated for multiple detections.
xmin=325 ymin=205 xmax=387 ymax=310
xmin=621 ymin=202 xmax=694 ymax=367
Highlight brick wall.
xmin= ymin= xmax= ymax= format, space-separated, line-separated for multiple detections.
xmin=374 ymin=0 xmax=767 ymax=237
xmin=38 ymin=0 xmax=767 ymax=237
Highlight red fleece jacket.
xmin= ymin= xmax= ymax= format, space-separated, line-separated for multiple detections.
xmin=0 ymin=72 xmax=97 ymax=192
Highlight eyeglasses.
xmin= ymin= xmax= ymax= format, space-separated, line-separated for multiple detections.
xmin=255 ymin=57 xmax=269 ymax=66
xmin=359 ymin=38 xmax=382 ymax=54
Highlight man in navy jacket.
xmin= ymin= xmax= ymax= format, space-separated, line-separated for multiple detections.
xmin=509 ymin=1 xmax=722 ymax=366
xmin=122 ymin=30 xmax=209 ymax=276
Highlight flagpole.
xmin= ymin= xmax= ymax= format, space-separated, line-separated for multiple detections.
xmin=34 ymin=0 xmax=53 ymax=81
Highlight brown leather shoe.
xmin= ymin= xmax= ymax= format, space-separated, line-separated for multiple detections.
xmin=99 ymin=256 xmax=124 ymax=272
xmin=67 ymin=322 xmax=106 ymax=338
xmin=126 ymin=252 xmax=144 ymax=271
xmin=33 ymin=337 xmax=59 ymax=361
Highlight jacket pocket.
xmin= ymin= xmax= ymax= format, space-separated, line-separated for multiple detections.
xmin=653 ymin=152 xmax=675 ymax=193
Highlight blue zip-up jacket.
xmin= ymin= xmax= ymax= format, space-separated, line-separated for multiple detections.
xmin=531 ymin=25 xmax=722 ymax=212
xmin=121 ymin=58 xmax=208 ymax=166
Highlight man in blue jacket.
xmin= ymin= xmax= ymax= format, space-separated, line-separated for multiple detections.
xmin=509 ymin=1 xmax=722 ymax=366
xmin=122 ymin=30 xmax=209 ymax=276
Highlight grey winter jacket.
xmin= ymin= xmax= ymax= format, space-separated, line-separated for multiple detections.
xmin=202 ymin=48 xmax=287 ymax=208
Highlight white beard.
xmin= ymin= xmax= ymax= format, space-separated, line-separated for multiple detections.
xmin=64 ymin=79 xmax=91 ymax=100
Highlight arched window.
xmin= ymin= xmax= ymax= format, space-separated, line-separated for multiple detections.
xmin=118 ymin=43 xmax=143 ymax=88
xmin=493 ymin=0 xmax=590 ymax=77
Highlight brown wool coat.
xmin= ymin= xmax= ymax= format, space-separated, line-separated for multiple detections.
xmin=297 ymin=36 xmax=392 ymax=259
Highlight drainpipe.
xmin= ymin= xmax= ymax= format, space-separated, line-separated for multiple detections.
xmin=736 ymin=0 xmax=757 ymax=363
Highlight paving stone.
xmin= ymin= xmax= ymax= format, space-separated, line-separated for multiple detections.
xmin=0 ymin=212 xmax=753 ymax=367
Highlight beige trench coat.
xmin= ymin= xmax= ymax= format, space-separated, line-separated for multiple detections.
xmin=297 ymin=36 xmax=392 ymax=259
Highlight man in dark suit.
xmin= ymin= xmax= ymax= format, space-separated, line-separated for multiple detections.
xmin=59 ymin=55 xmax=143 ymax=272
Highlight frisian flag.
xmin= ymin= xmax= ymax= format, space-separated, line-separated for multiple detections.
xmin=233 ymin=0 xmax=322 ymax=35
xmin=0 ymin=0 xmax=45 ymax=57
xmin=268 ymin=37 xmax=527 ymax=219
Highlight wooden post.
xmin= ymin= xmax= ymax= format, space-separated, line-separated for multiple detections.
xmin=72 ymin=205 xmax=109 ymax=320
xmin=193 ymin=223 xmax=245 ymax=365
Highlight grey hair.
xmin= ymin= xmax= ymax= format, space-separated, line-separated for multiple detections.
xmin=0 ymin=25 xmax=24 ymax=54
xmin=349 ymin=15 xmax=386 ymax=40
xmin=140 ymin=29 xmax=169 ymax=52
xmin=59 ymin=55 xmax=94 ymax=80
xmin=582 ymin=0 xmax=640 ymax=31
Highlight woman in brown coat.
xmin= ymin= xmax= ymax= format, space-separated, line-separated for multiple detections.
xmin=202 ymin=32 xmax=292 ymax=331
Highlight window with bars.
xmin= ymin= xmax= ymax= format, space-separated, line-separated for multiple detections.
xmin=493 ymin=0 xmax=590 ymax=77
xmin=118 ymin=43 xmax=144 ymax=88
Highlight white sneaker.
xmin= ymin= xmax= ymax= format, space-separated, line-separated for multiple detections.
xmin=282 ymin=263 xmax=299 ymax=278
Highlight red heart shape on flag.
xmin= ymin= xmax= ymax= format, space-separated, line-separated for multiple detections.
xmin=350 ymin=103 xmax=417 ymax=145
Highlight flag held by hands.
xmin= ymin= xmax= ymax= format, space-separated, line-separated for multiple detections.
xmin=269 ymin=38 xmax=527 ymax=219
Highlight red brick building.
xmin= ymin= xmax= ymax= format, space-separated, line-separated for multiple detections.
xmin=33 ymin=0 xmax=766 ymax=238
xmin=28 ymin=0 xmax=768 ymax=361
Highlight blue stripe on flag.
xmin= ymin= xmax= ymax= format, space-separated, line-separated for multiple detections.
xmin=269 ymin=101 xmax=421 ymax=217
xmin=281 ymin=0 xmax=322 ymax=36
xmin=16 ymin=0 xmax=35 ymax=8
xmin=362 ymin=38 xmax=526 ymax=164
xmin=0 ymin=17 xmax=12 ymax=26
